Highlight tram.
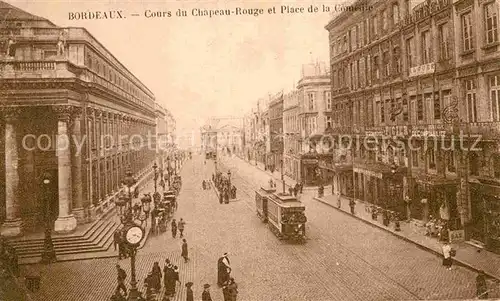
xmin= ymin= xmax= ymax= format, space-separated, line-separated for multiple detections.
xmin=255 ymin=188 xmax=307 ymax=242
xmin=255 ymin=187 xmax=276 ymax=222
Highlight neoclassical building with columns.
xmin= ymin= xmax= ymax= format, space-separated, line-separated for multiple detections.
xmin=0 ymin=3 xmax=157 ymax=236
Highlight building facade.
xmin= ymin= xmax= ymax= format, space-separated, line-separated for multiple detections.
xmin=326 ymin=0 xmax=500 ymax=253
xmin=297 ymin=63 xmax=332 ymax=186
xmin=200 ymin=116 xmax=243 ymax=156
xmin=268 ymin=91 xmax=284 ymax=172
xmin=283 ymin=90 xmax=301 ymax=179
xmin=0 ymin=3 xmax=159 ymax=236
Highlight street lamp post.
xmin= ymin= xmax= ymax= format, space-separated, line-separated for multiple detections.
xmin=153 ymin=162 xmax=158 ymax=193
xmin=281 ymin=159 xmax=285 ymax=194
xmin=116 ymin=169 xmax=152 ymax=301
xmin=41 ymin=172 xmax=56 ymax=264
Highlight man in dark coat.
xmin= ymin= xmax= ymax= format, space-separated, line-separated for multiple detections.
xmin=202 ymin=284 xmax=212 ymax=301
xmin=171 ymin=219 xmax=177 ymax=238
xmin=181 ymin=239 xmax=189 ymax=263
xmin=217 ymin=253 xmax=230 ymax=286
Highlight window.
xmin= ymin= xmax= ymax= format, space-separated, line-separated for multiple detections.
xmin=438 ymin=23 xmax=450 ymax=60
xmin=366 ymin=55 xmax=371 ymax=85
xmin=325 ymin=92 xmax=332 ymax=110
xmin=393 ymin=3 xmax=400 ymax=25
xmin=490 ymin=75 xmax=500 ymax=121
xmin=403 ymin=97 xmax=409 ymax=121
xmin=462 ymin=12 xmax=474 ymax=51
xmin=373 ymin=55 xmax=380 ymax=80
xmin=469 ymin=152 xmax=479 ymax=176
xmin=326 ymin=116 xmax=332 ymax=128
xmin=406 ymin=37 xmax=414 ymax=68
xmin=412 ymin=150 xmax=419 ymax=167
xmin=364 ymin=19 xmax=369 ymax=45
xmin=383 ymin=51 xmax=390 ymax=77
xmin=308 ymin=93 xmax=315 ymax=110
xmin=465 ymin=79 xmax=477 ymax=122
xmin=393 ymin=47 xmax=401 ymax=74
xmin=485 ymin=3 xmax=499 ymax=44
xmin=421 ymin=30 xmax=431 ymax=64
xmin=434 ymin=94 xmax=441 ymax=120
xmin=380 ymin=100 xmax=385 ymax=123
xmin=382 ymin=9 xmax=388 ymax=31
xmin=417 ymin=95 xmax=424 ymax=121
xmin=371 ymin=15 xmax=378 ymax=37
xmin=343 ymin=35 xmax=348 ymax=52
xmin=428 ymin=148 xmax=436 ymax=169
xmin=447 ymin=151 xmax=456 ymax=172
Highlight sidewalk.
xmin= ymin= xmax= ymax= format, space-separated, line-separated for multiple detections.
xmin=314 ymin=194 xmax=500 ymax=281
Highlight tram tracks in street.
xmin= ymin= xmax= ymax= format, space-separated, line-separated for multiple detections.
xmin=217 ymin=158 xmax=423 ymax=300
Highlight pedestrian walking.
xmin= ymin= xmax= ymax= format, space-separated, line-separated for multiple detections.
xmin=164 ymin=263 xmax=174 ymax=296
xmin=181 ymin=239 xmax=189 ymax=263
xmin=185 ymin=282 xmax=194 ymax=301
xmin=288 ymin=187 xmax=294 ymax=196
xmin=172 ymin=265 xmax=180 ymax=295
xmin=202 ymin=180 xmax=206 ymax=190
xmin=217 ymin=253 xmax=231 ymax=286
xmin=152 ymin=261 xmax=162 ymax=291
xmin=219 ymin=192 xmax=223 ymax=204
xmin=202 ymin=284 xmax=212 ymax=301
xmin=476 ymin=270 xmax=488 ymax=299
xmin=178 ymin=218 xmax=186 ymax=238
xmin=293 ymin=184 xmax=298 ymax=197
xmin=171 ymin=219 xmax=177 ymax=238
xmin=116 ymin=264 xmax=127 ymax=296
xmin=299 ymin=182 xmax=303 ymax=193
xmin=441 ymin=242 xmax=452 ymax=270
xmin=349 ymin=199 xmax=356 ymax=215
xmin=228 ymin=278 xmax=238 ymax=301
xmin=113 ymin=230 xmax=121 ymax=251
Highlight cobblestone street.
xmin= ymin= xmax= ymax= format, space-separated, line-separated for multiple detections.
xmin=11 ymin=154 xmax=492 ymax=301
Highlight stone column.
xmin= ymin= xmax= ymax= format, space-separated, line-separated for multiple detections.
xmin=53 ymin=106 xmax=77 ymax=233
xmin=1 ymin=108 xmax=23 ymax=237
xmin=86 ymin=108 xmax=96 ymax=221
xmin=71 ymin=107 xmax=85 ymax=222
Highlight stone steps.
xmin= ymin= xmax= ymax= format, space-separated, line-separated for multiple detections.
xmin=8 ymin=209 xmax=121 ymax=264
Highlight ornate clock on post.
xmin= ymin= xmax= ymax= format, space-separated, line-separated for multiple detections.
xmin=115 ymin=168 xmax=152 ymax=301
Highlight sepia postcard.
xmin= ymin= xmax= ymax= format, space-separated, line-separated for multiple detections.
xmin=0 ymin=0 xmax=500 ymax=300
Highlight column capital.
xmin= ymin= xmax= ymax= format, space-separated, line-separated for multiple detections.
xmin=71 ymin=106 xmax=83 ymax=119
xmin=52 ymin=105 xmax=73 ymax=121
xmin=0 ymin=107 xmax=21 ymax=122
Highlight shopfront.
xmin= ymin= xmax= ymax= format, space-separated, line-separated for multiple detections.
xmin=469 ymin=182 xmax=500 ymax=254
xmin=300 ymin=155 xmax=320 ymax=186
xmin=413 ymin=176 xmax=459 ymax=227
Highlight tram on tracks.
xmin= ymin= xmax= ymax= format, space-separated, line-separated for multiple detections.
xmin=255 ymin=187 xmax=307 ymax=242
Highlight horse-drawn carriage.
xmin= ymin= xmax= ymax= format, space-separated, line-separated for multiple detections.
xmin=255 ymin=188 xmax=307 ymax=243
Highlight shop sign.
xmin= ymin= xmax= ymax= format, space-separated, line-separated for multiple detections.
xmin=411 ymin=124 xmax=446 ymax=137
xmin=449 ymin=229 xmax=465 ymax=243
xmin=409 ymin=62 xmax=435 ymax=77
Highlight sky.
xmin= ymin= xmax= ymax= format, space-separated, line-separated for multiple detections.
xmin=7 ymin=0 xmax=343 ymax=129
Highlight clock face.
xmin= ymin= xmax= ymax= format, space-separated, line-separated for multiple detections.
xmin=125 ymin=226 xmax=143 ymax=245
